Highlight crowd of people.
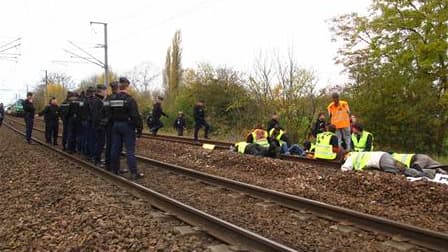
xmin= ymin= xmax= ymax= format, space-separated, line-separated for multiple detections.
xmin=233 ymin=92 xmax=447 ymax=179
xmin=17 ymin=77 xmax=212 ymax=180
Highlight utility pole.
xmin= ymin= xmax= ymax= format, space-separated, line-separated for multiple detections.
xmin=90 ymin=21 xmax=109 ymax=87
xmin=44 ymin=70 xmax=50 ymax=100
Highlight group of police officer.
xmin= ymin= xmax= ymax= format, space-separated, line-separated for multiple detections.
xmin=59 ymin=77 xmax=144 ymax=180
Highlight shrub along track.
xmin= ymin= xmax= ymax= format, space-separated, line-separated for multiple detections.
xmin=6 ymin=118 xmax=448 ymax=251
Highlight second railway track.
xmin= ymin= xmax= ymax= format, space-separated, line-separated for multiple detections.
xmin=29 ymin=116 xmax=342 ymax=168
xmin=6 ymin=117 xmax=448 ymax=251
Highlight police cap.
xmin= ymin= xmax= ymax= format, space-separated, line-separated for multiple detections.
xmin=96 ymin=84 xmax=107 ymax=90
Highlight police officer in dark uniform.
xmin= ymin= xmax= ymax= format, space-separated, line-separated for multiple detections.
xmin=193 ymin=100 xmax=210 ymax=141
xmin=173 ymin=111 xmax=186 ymax=136
xmin=79 ymin=89 xmax=93 ymax=157
xmin=102 ymin=81 xmax=120 ymax=170
xmin=38 ymin=97 xmax=60 ymax=145
xmin=150 ymin=97 xmax=168 ymax=136
xmin=59 ymin=92 xmax=72 ymax=150
xmin=22 ymin=92 xmax=36 ymax=144
xmin=85 ymin=86 xmax=98 ymax=160
xmin=89 ymin=84 xmax=107 ymax=165
xmin=66 ymin=92 xmax=81 ymax=154
xmin=110 ymin=77 xmax=143 ymax=179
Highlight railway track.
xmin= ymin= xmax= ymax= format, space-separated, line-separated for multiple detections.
xmin=3 ymin=121 xmax=296 ymax=252
xmin=23 ymin=116 xmax=342 ymax=168
xmin=6 ymin=117 xmax=448 ymax=251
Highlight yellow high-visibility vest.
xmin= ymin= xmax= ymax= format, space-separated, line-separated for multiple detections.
xmin=391 ymin=153 xmax=415 ymax=168
xmin=315 ymin=132 xmax=337 ymax=160
xmin=351 ymin=131 xmax=374 ymax=152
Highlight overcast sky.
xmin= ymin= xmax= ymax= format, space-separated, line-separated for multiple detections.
xmin=0 ymin=0 xmax=370 ymax=104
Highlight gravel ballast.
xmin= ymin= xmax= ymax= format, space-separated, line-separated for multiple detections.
xmin=0 ymin=125 xmax=218 ymax=251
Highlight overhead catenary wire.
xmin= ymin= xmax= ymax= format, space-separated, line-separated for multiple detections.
xmin=0 ymin=37 xmax=21 ymax=51
xmin=62 ymin=48 xmax=104 ymax=68
xmin=67 ymin=40 xmax=104 ymax=65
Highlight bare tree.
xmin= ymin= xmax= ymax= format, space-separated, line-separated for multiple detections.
xmin=127 ymin=62 xmax=159 ymax=92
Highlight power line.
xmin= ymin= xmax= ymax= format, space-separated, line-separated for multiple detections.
xmin=0 ymin=37 xmax=21 ymax=50
xmin=68 ymin=40 xmax=104 ymax=65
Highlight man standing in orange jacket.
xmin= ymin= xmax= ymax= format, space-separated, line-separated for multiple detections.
xmin=327 ymin=92 xmax=351 ymax=151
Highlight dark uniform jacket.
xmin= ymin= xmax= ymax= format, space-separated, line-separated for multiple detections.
xmin=88 ymin=94 xmax=105 ymax=128
xmin=59 ymin=99 xmax=70 ymax=122
xmin=193 ymin=105 xmax=205 ymax=122
xmin=67 ymin=96 xmax=81 ymax=121
xmin=173 ymin=116 xmax=186 ymax=129
xmin=100 ymin=93 xmax=116 ymax=127
xmin=39 ymin=104 xmax=60 ymax=122
xmin=78 ymin=95 xmax=91 ymax=122
xmin=110 ymin=92 xmax=142 ymax=131
xmin=152 ymin=103 xmax=167 ymax=120
xmin=22 ymin=99 xmax=35 ymax=118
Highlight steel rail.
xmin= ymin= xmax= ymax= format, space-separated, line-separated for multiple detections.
xmin=3 ymin=121 xmax=297 ymax=252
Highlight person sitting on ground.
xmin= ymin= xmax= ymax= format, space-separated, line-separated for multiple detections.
xmin=234 ymin=141 xmax=270 ymax=156
xmin=266 ymin=113 xmax=281 ymax=132
xmin=351 ymin=123 xmax=374 ymax=152
xmin=314 ymin=124 xmax=342 ymax=160
xmin=269 ymin=124 xmax=305 ymax=156
xmin=312 ymin=112 xmax=326 ymax=138
xmin=245 ymin=124 xmax=281 ymax=158
xmin=247 ymin=124 xmax=270 ymax=148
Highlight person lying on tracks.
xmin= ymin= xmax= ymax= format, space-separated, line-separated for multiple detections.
xmin=341 ymin=151 xmax=446 ymax=179
xmin=341 ymin=151 xmax=403 ymax=174
xmin=391 ymin=153 xmax=448 ymax=179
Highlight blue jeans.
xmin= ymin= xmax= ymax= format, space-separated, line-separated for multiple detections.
xmin=111 ymin=121 xmax=137 ymax=175
xmin=24 ymin=116 xmax=34 ymax=142
xmin=289 ymin=144 xmax=305 ymax=156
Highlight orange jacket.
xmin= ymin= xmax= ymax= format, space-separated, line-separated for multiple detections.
xmin=327 ymin=100 xmax=350 ymax=129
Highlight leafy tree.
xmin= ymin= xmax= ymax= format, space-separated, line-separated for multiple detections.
xmin=331 ymin=0 xmax=448 ymax=154
xmin=163 ymin=30 xmax=183 ymax=102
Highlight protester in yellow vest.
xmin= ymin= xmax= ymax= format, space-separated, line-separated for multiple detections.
xmin=269 ymin=124 xmax=305 ymax=156
xmin=246 ymin=125 xmax=270 ymax=148
xmin=391 ymin=153 xmax=446 ymax=178
xmin=314 ymin=124 xmax=340 ymax=160
xmin=342 ymin=152 xmax=446 ymax=179
xmin=351 ymin=123 xmax=374 ymax=152
xmin=341 ymin=151 xmax=400 ymax=173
